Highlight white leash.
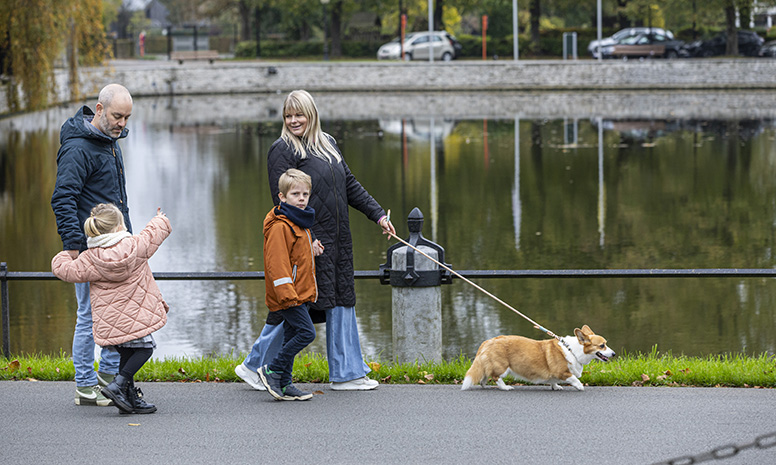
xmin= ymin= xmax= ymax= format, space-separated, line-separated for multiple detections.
xmin=386 ymin=230 xmax=568 ymax=346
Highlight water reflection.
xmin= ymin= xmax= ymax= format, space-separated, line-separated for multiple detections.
xmin=2 ymin=92 xmax=776 ymax=360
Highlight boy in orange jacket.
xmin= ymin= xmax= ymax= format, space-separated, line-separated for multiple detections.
xmin=259 ymin=168 xmax=322 ymax=401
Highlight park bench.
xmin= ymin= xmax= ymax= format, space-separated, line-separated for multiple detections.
xmin=170 ymin=50 xmax=219 ymax=64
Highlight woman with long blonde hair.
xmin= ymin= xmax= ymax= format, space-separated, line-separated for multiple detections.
xmin=236 ymin=90 xmax=396 ymax=391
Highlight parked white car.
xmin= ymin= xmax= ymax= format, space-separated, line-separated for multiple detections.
xmin=588 ymin=27 xmax=675 ymax=58
xmin=377 ymin=31 xmax=457 ymax=61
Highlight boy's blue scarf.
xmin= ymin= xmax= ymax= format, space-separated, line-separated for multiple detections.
xmin=277 ymin=202 xmax=315 ymax=229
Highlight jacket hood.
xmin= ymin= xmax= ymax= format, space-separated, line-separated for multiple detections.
xmin=88 ymin=237 xmax=139 ymax=282
xmin=263 ymin=208 xmax=293 ymax=237
xmin=60 ymin=105 xmax=129 ymax=146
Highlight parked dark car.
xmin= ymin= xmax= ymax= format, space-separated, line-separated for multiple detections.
xmin=681 ymin=30 xmax=764 ymax=57
xmin=760 ymin=40 xmax=776 ymax=58
xmin=600 ymin=32 xmax=684 ymax=59
xmin=445 ymin=32 xmax=463 ymax=58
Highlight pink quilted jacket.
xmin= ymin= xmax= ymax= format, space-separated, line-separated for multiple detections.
xmin=52 ymin=215 xmax=172 ymax=346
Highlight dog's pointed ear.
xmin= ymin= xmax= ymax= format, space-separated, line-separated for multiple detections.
xmin=574 ymin=327 xmax=591 ymax=344
xmin=581 ymin=325 xmax=594 ymax=335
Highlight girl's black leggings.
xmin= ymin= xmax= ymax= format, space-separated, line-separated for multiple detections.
xmin=116 ymin=347 xmax=153 ymax=379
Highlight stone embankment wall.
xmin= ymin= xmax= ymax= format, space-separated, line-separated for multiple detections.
xmin=2 ymin=59 xmax=776 ymax=119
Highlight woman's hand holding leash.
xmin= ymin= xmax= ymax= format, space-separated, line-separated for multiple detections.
xmin=379 ymin=209 xmax=396 ymax=237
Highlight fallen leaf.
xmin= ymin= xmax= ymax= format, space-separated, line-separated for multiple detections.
xmin=380 ymin=375 xmax=392 ymax=382
xmin=55 ymin=367 xmax=60 ymax=373
xmin=641 ymin=374 xmax=650 ymax=382
xmin=424 ymin=373 xmax=434 ymax=381
xmin=657 ymin=375 xmax=668 ymax=381
xmin=128 ymin=423 xmax=141 ymax=427
xmin=313 ymin=390 xmax=324 ymax=395
xmin=404 ymin=374 xmax=410 ymax=382
xmin=27 ymin=378 xmax=38 ymax=382
xmin=368 ymin=362 xmax=381 ymax=372
xmin=417 ymin=380 xmax=426 ymax=384
xmin=7 ymin=360 xmax=20 ymax=372
xmin=663 ymin=370 xmax=672 ymax=376
xmin=27 ymin=366 xmax=33 ymax=374
xmin=206 ymin=373 xmax=211 ymax=382
xmin=178 ymin=367 xmax=187 ymax=375
xmin=304 ymin=363 xmax=312 ymax=368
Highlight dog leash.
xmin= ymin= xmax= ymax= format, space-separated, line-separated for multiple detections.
xmin=385 ymin=230 xmax=575 ymax=355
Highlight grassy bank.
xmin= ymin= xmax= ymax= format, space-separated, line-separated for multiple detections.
xmin=2 ymin=347 xmax=774 ymax=388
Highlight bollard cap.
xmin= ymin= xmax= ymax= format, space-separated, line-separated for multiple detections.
xmin=379 ymin=208 xmax=452 ymax=287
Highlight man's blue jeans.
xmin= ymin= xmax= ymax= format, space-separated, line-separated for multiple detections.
xmin=266 ymin=303 xmax=316 ymax=387
xmin=73 ymin=282 xmax=119 ymax=387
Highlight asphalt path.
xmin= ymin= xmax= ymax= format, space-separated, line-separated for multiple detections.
xmin=1 ymin=381 xmax=775 ymax=464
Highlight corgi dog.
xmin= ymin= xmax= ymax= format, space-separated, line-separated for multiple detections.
xmin=461 ymin=325 xmax=615 ymax=391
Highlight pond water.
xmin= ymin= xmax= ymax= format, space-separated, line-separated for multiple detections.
xmin=1 ymin=92 xmax=775 ymax=360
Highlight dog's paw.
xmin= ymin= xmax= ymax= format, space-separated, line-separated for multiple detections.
xmin=551 ymin=383 xmax=564 ymax=391
xmin=496 ymin=379 xmax=514 ymax=391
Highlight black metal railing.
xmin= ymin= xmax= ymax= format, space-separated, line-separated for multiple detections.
xmin=2 ymin=261 xmax=776 ymax=358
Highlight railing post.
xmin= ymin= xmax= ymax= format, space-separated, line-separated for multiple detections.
xmin=379 ymin=208 xmax=452 ymax=363
xmin=1 ymin=262 xmax=10 ymax=358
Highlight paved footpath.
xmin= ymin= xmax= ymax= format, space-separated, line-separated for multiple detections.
xmin=1 ymin=381 xmax=775 ymax=464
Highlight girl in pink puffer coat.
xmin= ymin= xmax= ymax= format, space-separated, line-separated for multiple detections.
xmin=52 ymin=203 xmax=171 ymax=414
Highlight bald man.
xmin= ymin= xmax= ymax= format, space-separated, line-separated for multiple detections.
xmin=51 ymin=84 xmax=134 ymax=407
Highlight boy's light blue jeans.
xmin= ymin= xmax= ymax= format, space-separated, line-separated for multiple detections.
xmin=243 ymin=305 xmax=371 ymax=383
xmin=73 ymin=282 xmax=119 ymax=387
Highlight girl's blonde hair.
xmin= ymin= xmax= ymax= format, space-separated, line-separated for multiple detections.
xmin=278 ymin=168 xmax=312 ymax=195
xmin=280 ymin=90 xmax=341 ymax=163
xmin=84 ymin=203 xmax=125 ymax=237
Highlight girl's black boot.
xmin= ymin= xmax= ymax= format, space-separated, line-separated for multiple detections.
xmin=125 ymin=379 xmax=157 ymax=414
xmin=101 ymin=374 xmax=133 ymax=413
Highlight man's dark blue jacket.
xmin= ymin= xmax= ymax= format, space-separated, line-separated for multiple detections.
xmin=51 ymin=105 xmax=132 ymax=252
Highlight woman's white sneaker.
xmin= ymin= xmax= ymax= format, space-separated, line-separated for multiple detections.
xmin=234 ymin=363 xmax=266 ymax=391
xmin=330 ymin=376 xmax=379 ymax=391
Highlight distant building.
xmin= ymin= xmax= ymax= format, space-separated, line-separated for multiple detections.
xmin=124 ymin=0 xmax=170 ymax=28
xmin=754 ymin=3 xmax=776 ymax=29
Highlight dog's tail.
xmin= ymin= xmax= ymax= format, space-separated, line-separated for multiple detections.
xmin=461 ymin=354 xmax=486 ymax=391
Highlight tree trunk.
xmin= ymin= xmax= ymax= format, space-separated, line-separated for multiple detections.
xmin=529 ymin=0 xmax=541 ymax=54
xmin=239 ymin=0 xmax=251 ymax=41
xmin=254 ymin=5 xmax=261 ymax=57
xmin=434 ymin=0 xmax=444 ymax=31
xmin=739 ymin=1 xmax=752 ymax=29
xmin=616 ymin=0 xmax=629 ymax=29
xmin=67 ymin=17 xmax=79 ymax=101
xmin=725 ymin=3 xmax=737 ymax=56
xmin=330 ymin=0 xmax=343 ymax=58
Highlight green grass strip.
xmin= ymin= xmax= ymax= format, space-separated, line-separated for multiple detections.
xmin=1 ymin=347 xmax=774 ymax=388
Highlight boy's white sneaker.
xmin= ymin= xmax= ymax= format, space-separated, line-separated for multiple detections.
xmin=234 ymin=363 xmax=266 ymax=391
xmin=330 ymin=376 xmax=379 ymax=391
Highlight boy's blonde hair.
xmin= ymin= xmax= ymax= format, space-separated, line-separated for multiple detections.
xmin=280 ymin=90 xmax=342 ymax=163
xmin=278 ymin=168 xmax=312 ymax=196
xmin=84 ymin=203 xmax=125 ymax=237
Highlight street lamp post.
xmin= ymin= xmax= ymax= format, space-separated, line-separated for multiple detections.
xmin=321 ymin=0 xmax=330 ymax=61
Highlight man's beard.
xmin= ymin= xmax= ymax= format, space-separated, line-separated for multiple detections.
xmin=98 ymin=113 xmax=119 ymax=138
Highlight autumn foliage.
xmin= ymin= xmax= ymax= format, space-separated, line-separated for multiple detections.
xmin=0 ymin=0 xmax=109 ymax=111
